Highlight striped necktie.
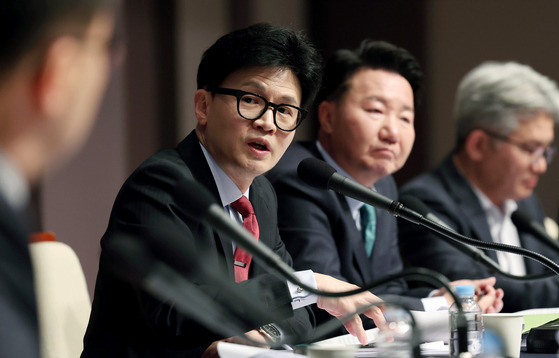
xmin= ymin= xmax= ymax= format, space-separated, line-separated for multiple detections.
xmin=231 ymin=196 xmax=259 ymax=282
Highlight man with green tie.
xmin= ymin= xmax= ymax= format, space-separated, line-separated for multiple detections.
xmin=267 ymin=40 xmax=503 ymax=337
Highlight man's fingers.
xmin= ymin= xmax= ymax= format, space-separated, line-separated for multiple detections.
xmin=343 ymin=315 xmax=368 ymax=345
xmin=363 ymin=305 xmax=386 ymax=328
xmin=496 ymin=288 xmax=504 ymax=299
xmin=477 ymin=289 xmax=497 ymax=313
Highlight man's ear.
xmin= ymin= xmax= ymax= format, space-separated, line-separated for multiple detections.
xmin=31 ymin=36 xmax=81 ymax=120
xmin=194 ymin=89 xmax=211 ymax=126
xmin=464 ymin=129 xmax=490 ymax=162
xmin=318 ymin=101 xmax=335 ymax=134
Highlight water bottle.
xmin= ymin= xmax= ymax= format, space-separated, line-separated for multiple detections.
xmin=449 ymin=285 xmax=484 ymax=357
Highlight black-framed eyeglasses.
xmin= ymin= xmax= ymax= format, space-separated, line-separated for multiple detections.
xmin=213 ymin=87 xmax=307 ymax=132
xmin=484 ymin=129 xmax=557 ymax=166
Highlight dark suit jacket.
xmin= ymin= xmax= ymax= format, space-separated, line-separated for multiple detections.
xmin=0 ymin=196 xmax=40 ymax=358
xmin=399 ymin=155 xmax=559 ymax=312
xmin=267 ymin=142 xmax=427 ymax=336
xmin=82 ymin=131 xmax=312 ymax=358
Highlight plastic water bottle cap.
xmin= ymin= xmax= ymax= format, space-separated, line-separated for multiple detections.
xmin=455 ymin=285 xmax=475 ymax=297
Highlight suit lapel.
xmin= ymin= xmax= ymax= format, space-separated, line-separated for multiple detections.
xmin=305 ymin=142 xmax=372 ymax=283
xmin=440 ymin=158 xmax=499 ymax=262
xmin=247 ymin=180 xmax=274 ymax=277
xmin=176 ymin=132 xmax=235 ymax=277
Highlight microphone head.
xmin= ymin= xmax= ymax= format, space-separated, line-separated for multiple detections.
xmin=297 ymin=157 xmax=337 ymax=190
xmin=399 ymin=195 xmax=431 ymax=216
xmin=511 ymin=209 xmax=533 ymax=230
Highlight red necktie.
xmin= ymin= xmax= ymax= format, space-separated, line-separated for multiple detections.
xmin=231 ymin=196 xmax=259 ymax=282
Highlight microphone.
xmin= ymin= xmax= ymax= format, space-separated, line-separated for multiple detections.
xmin=297 ymin=157 xmax=559 ymax=277
xmin=512 ymin=210 xmax=559 ymax=252
xmin=398 ymin=196 xmax=452 ymax=229
xmin=297 ymin=157 xmax=422 ymax=224
xmin=398 ymin=195 xmax=502 ymax=272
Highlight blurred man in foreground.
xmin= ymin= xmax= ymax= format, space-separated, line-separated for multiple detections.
xmin=0 ymin=1 xmax=118 ymax=357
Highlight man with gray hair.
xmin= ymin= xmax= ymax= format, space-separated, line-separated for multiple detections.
xmin=399 ymin=61 xmax=559 ymax=312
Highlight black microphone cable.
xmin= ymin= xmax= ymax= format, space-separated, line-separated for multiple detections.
xmin=107 ymin=230 xmax=467 ymax=357
xmin=394 ymin=205 xmax=559 ymax=278
xmin=307 ymin=267 xmax=470 ymax=358
xmin=297 ymin=157 xmax=559 ymax=278
xmin=104 ymin=221 xmax=470 ymax=355
xmin=102 ymin=176 xmax=474 ymax=356
xmin=399 ymin=195 xmax=558 ymax=281
xmin=512 ymin=209 xmax=559 ymax=253
xmin=168 ymin=178 xmax=473 ymax=354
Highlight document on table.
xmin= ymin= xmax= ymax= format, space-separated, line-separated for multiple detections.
xmin=217 ymin=310 xmax=455 ymax=357
xmin=514 ymin=307 xmax=559 ymax=333
xmin=217 ymin=342 xmax=305 ymax=358
xmin=313 ymin=310 xmax=450 ymax=357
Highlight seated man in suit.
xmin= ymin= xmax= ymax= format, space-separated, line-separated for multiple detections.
xmin=267 ymin=40 xmax=503 ymax=336
xmin=0 ymin=1 xmax=118 ymax=357
xmin=82 ymin=23 xmax=389 ymax=358
xmin=399 ymin=61 xmax=559 ymax=312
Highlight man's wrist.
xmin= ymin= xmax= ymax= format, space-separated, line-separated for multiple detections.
xmin=288 ymin=270 xmax=318 ymax=309
xmin=258 ymin=323 xmax=281 ymax=344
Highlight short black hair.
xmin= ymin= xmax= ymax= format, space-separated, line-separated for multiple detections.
xmin=197 ymin=22 xmax=322 ymax=109
xmin=318 ymin=40 xmax=423 ymax=108
xmin=0 ymin=0 xmax=116 ymax=78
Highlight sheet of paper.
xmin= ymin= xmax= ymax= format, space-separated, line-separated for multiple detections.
xmin=217 ymin=342 xmax=305 ymax=358
xmin=520 ymin=313 xmax=559 ymax=333
xmin=313 ymin=311 xmax=451 ymax=357
xmin=512 ymin=307 xmax=559 ymax=333
xmin=314 ymin=310 xmax=450 ymax=346
xmin=313 ymin=328 xmax=379 ymax=346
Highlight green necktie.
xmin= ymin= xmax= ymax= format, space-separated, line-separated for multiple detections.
xmin=360 ymin=204 xmax=377 ymax=257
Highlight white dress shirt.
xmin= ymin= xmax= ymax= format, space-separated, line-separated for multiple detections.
xmin=471 ymin=185 xmax=526 ymax=276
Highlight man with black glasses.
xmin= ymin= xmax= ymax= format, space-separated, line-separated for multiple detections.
xmin=399 ymin=61 xmax=559 ymax=312
xmin=82 ymin=23 xmax=387 ymax=358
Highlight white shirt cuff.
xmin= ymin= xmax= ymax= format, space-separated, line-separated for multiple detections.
xmin=421 ymin=296 xmax=449 ymax=312
xmin=287 ymin=270 xmax=318 ymax=310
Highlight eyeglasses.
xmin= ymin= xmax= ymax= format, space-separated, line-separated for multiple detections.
xmin=213 ymin=87 xmax=307 ymax=132
xmin=484 ymin=130 xmax=557 ymax=166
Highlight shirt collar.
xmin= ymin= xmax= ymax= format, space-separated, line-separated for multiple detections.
xmin=470 ymin=183 xmax=518 ymax=219
xmin=0 ymin=150 xmax=29 ymax=211
xmin=199 ymin=142 xmax=248 ymax=207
